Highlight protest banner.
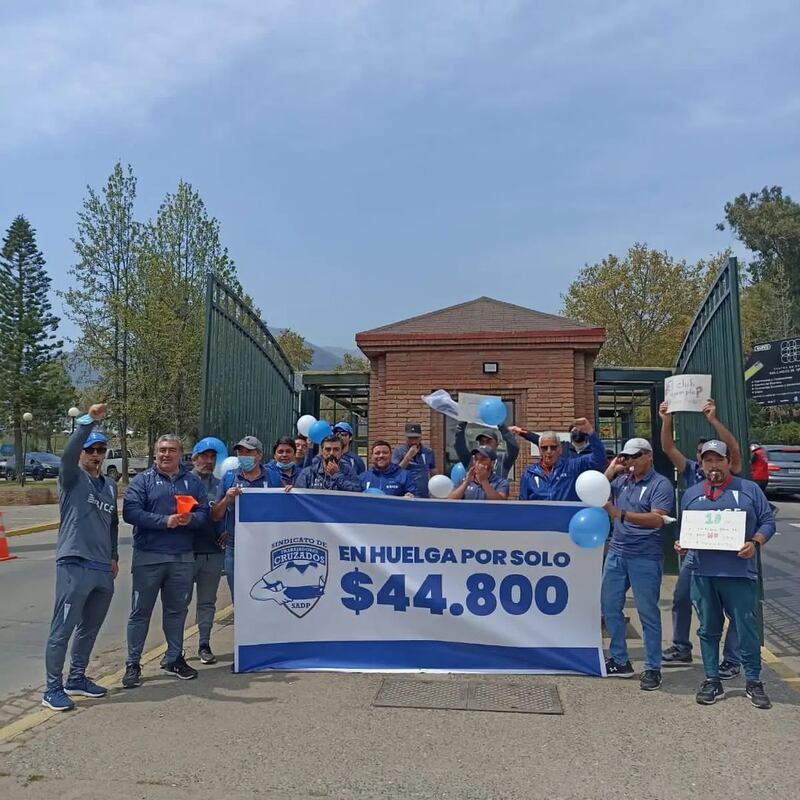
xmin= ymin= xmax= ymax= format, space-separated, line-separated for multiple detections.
xmin=679 ymin=509 xmax=746 ymax=551
xmin=664 ymin=374 xmax=712 ymax=413
xmin=421 ymin=390 xmax=502 ymax=426
xmin=234 ymin=490 xmax=605 ymax=676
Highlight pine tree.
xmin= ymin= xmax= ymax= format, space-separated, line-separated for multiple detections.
xmin=0 ymin=216 xmax=62 ymax=482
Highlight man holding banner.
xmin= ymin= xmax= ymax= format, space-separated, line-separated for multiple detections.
xmin=361 ymin=441 xmax=418 ymax=496
xmin=681 ymin=440 xmax=775 ymax=709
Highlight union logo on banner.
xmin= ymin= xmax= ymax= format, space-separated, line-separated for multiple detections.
xmin=249 ymin=537 xmax=328 ymax=618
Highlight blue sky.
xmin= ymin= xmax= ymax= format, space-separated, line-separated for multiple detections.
xmin=1 ymin=0 xmax=798 ymax=349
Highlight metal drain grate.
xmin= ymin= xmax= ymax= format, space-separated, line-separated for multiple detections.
xmin=373 ymin=678 xmax=562 ymax=715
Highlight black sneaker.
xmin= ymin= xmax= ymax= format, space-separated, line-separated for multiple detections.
xmin=162 ymin=654 xmax=198 ymax=680
xmin=122 ymin=663 xmax=142 ymax=689
xmin=605 ymin=658 xmax=635 ymax=678
xmin=696 ymin=679 xmax=725 ymax=705
xmin=198 ymin=644 xmax=217 ymax=665
xmin=745 ymin=681 xmax=772 ymax=710
xmin=662 ymin=645 xmax=692 ymax=665
xmin=640 ymin=669 xmax=662 ymax=691
xmin=718 ymin=659 xmax=741 ymax=680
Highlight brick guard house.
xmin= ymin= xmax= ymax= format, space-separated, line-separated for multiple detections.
xmin=355 ymin=297 xmax=607 ymax=489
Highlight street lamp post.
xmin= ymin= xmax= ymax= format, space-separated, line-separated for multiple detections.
xmin=68 ymin=406 xmax=80 ymax=433
xmin=21 ymin=412 xmax=33 ymax=487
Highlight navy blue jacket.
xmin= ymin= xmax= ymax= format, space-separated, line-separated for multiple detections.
xmin=123 ymin=466 xmax=209 ymax=555
xmin=264 ymin=460 xmax=302 ymax=488
xmin=454 ymin=422 xmax=520 ymax=479
xmin=341 ymin=450 xmax=367 ymax=475
xmin=296 ymin=456 xmax=361 ymax=491
xmin=360 ymin=463 xmax=419 ymax=496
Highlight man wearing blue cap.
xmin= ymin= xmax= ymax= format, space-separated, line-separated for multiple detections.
xmin=190 ymin=438 xmax=224 ymax=665
xmin=333 ymin=422 xmax=366 ymax=475
xmin=448 ymin=446 xmax=509 ymax=500
xmin=43 ymin=403 xmax=118 ymax=712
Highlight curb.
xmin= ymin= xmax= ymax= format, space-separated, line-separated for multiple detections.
xmin=5 ymin=522 xmax=60 ymax=538
xmin=762 ymin=645 xmax=800 ymax=687
xmin=0 ymin=603 xmax=235 ymax=745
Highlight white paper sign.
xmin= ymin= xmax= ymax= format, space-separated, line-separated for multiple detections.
xmin=664 ymin=374 xmax=712 ymax=413
xmin=679 ymin=510 xmax=746 ymax=551
xmin=421 ymin=389 xmax=502 ymax=426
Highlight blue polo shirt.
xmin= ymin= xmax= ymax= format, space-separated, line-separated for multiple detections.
xmin=608 ymin=468 xmax=674 ymax=560
xmin=391 ymin=444 xmax=436 ymax=498
xmin=681 ymin=477 xmax=776 ymax=579
xmin=461 ymin=475 xmax=509 ymax=501
xmin=682 ymin=458 xmax=704 ymax=487
xmin=215 ymin=465 xmax=272 ymax=548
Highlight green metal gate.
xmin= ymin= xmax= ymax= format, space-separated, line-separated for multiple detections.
xmin=199 ymin=276 xmax=297 ymax=450
xmin=674 ymin=256 xmax=749 ymax=468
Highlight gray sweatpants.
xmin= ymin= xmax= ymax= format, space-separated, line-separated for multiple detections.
xmin=190 ymin=552 xmax=224 ymax=646
xmin=126 ymin=561 xmax=194 ymax=665
xmin=45 ymin=561 xmax=114 ymax=691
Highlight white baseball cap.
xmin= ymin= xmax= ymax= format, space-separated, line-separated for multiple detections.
xmin=619 ymin=437 xmax=653 ymax=456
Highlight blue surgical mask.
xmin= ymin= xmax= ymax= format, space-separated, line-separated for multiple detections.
xmin=238 ymin=456 xmax=257 ymax=471
xmin=275 ymin=459 xmax=294 ymax=470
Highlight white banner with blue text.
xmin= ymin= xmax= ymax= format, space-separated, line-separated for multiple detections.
xmin=234 ymin=490 xmax=605 ymax=676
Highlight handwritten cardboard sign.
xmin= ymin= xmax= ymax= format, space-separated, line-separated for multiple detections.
xmin=679 ymin=509 xmax=746 ymax=551
xmin=664 ymin=374 xmax=712 ymax=413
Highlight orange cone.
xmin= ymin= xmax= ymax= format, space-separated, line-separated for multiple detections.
xmin=0 ymin=511 xmax=17 ymax=562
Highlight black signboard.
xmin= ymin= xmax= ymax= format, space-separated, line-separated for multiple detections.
xmin=745 ymin=338 xmax=800 ymax=406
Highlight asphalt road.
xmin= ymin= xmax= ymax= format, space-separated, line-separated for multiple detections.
xmin=0 ymin=521 xmax=231 ymax=700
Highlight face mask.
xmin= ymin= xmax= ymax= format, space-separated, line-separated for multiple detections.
xmin=238 ymin=456 xmax=257 ymax=471
xmin=571 ymin=430 xmax=587 ymax=444
xmin=275 ymin=459 xmax=294 ymax=470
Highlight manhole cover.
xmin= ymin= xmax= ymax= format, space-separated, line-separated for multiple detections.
xmin=373 ymin=678 xmax=562 ymax=715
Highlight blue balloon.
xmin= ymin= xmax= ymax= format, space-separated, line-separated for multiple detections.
xmin=308 ymin=419 xmax=333 ymax=445
xmin=365 ymin=487 xmax=386 ymax=496
xmin=450 ymin=462 xmax=467 ymax=484
xmin=568 ymin=507 xmax=610 ymax=549
xmin=479 ymin=397 xmax=507 ymax=427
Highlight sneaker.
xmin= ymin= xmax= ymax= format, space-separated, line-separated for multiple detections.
xmin=605 ymin=658 xmax=635 ymax=678
xmin=745 ymin=681 xmax=772 ymax=710
xmin=718 ymin=659 xmax=741 ymax=680
xmin=162 ymin=653 xmax=198 ymax=680
xmin=122 ymin=663 xmax=142 ymax=689
xmin=65 ymin=676 xmax=107 ymax=698
xmin=661 ymin=645 xmax=692 ymax=665
xmin=41 ymin=688 xmax=75 ymax=712
xmin=640 ymin=669 xmax=662 ymax=691
xmin=696 ymin=679 xmax=725 ymax=705
xmin=198 ymin=644 xmax=217 ymax=665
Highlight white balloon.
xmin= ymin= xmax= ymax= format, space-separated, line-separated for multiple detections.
xmin=297 ymin=414 xmax=317 ymax=437
xmin=428 ymin=474 xmax=454 ymax=499
xmin=214 ymin=455 xmax=241 ymax=480
xmin=575 ymin=470 xmax=611 ymax=507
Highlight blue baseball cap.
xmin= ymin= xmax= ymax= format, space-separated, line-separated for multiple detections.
xmin=192 ymin=437 xmax=220 ymax=457
xmin=333 ymin=422 xmax=354 ymax=436
xmin=83 ymin=432 xmax=108 ymax=450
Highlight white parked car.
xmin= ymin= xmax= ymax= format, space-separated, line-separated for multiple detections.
xmin=101 ymin=448 xmax=149 ymax=481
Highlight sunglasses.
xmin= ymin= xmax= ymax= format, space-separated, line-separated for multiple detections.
xmin=620 ymin=452 xmax=643 ymax=461
xmin=85 ymin=446 xmax=107 ymax=455
xmin=540 ymin=444 xmax=560 ymax=452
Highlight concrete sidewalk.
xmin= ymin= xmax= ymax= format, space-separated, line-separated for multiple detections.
xmin=1 ymin=582 xmax=799 ymax=800
xmin=0 ymin=504 xmax=60 ymax=533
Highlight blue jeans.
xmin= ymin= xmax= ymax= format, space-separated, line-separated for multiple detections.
xmin=690 ymin=574 xmax=761 ymax=682
xmin=601 ymin=553 xmax=663 ymax=671
xmin=224 ymin=547 xmax=235 ymax=602
xmin=671 ymin=559 xmax=740 ymax=663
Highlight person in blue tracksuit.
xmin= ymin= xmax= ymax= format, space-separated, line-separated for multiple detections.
xmin=333 ymin=422 xmax=366 ymax=475
xmin=511 ymin=422 xmax=596 ymax=461
xmin=360 ymin=440 xmax=419 ymax=496
xmin=454 ymin=422 xmax=519 ymax=480
xmin=392 ymin=422 xmax=436 ymax=498
xmin=682 ymin=440 xmax=775 ymax=709
xmin=294 ymin=436 xmax=362 ymax=491
xmin=518 ymin=418 xmax=606 ymax=501
xmin=448 ymin=447 xmax=509 ymax=500
xmin=602 ymin=437 xmax=674 ymax=691
xmin=189 ymin=438 xmax=224 ymax=666
xmin=212 ymin=436 xmax=272 ymax=601
xmin=658 ymin=399 xmax=744 ymax=675
xmin=42 ymin=403 xmax=118 ymax=712
xmin=122 ymin=435 xmax=209 ymax=689
xmin=265 ymin=437 xmax=302 ymax=488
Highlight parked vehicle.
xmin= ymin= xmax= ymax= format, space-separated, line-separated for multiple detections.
xmin=5 ymin=452 xmax=60 ymax=481
xmin=101 ymin=448 xmax=149 ymax=481
xmin=763 ymin=444 xmax=800 ymax=496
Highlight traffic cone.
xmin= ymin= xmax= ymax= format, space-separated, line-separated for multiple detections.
xmin=0 ymin=511 xmax=17 ymax=562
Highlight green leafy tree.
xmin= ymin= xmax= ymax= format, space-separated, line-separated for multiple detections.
xmin=64 ymin=162 xmax=140 ymax=480
xmin=561 ymin=244 xmax=726 ymax=367
xmin=276 ymin=329 xmax=313 ymax=371
xmin=34 ymin=356 xmax=78 ymax=451
xmin=0 ymin=216 xmax=62 ymax=481
xmin=335 ymin=352 xmax=370 ymax=372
